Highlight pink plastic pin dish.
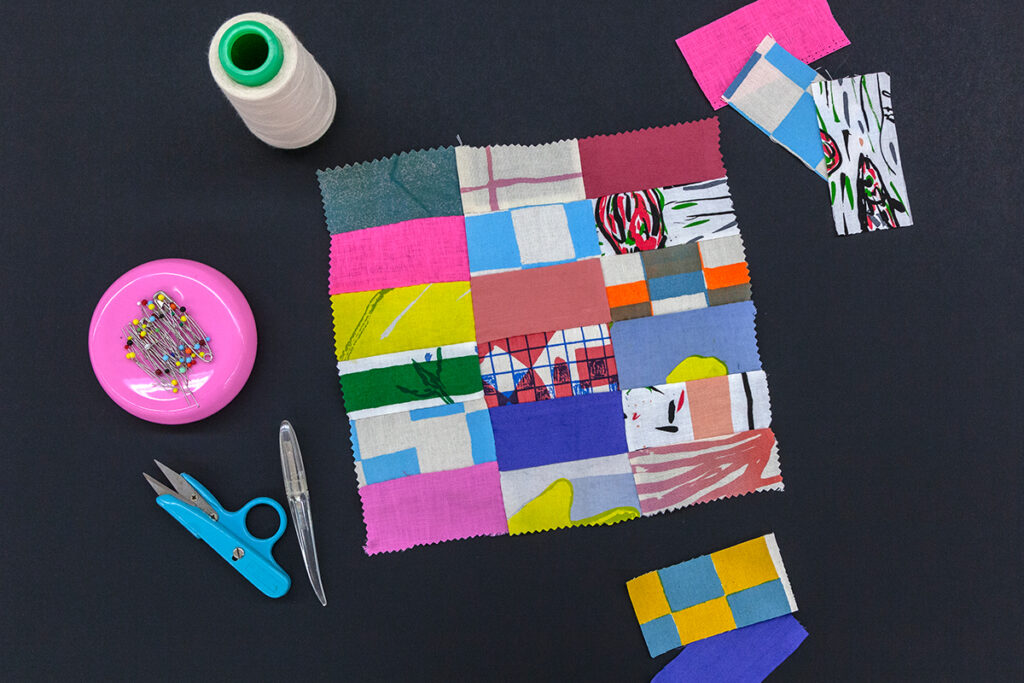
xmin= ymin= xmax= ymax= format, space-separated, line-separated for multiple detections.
xmin=88 ymin=259 xmax=257 ymax=424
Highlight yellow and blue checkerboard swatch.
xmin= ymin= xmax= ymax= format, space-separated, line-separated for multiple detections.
xmin=626 ymin=533 xmax=797 ymax=657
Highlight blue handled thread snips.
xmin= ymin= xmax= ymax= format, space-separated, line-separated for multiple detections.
xmin=144 ymin=460 xmax=291 ymax=598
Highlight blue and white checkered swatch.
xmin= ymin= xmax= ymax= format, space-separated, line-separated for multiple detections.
xmin=722 ymin=36 xmax=826 ymax=178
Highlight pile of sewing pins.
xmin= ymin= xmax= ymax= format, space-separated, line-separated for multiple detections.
xmin=122 ymin=291 xmax=213 ymax=405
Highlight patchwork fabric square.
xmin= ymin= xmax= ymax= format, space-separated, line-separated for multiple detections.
xmin=611 ymin=302 xmax=762 ymax=390
xmin=465 ymin=200 xmax=600 ymax=275
xmin=601 ymin=236 xmax=751 ymax=321
xmin=350 ymin=399 xmax=496 ymax=487
xmin=627 ymin=534 xmax=798 ymax=656
xmin=331 ymin=282 xmax=475 ymax=362
xmin=676 ymin=0 xmax=849 ymax=109
xmin=337 ymin=342 xmax=484 ymax=420
xmin=578 ymin=119 xmax=726 ymax=198
xmin=723 ymin=36 xmax=826 ymax=177
xmin=621 ymin=372 xmax=772 ymax=451
xmin=499 ymin=452 xmax=640 ymax=534
xmin=813 ymin=73 xmax=913 ymax=235
xmin=593 ymin=178 xmax=739 ymax=256
xmin=629 ymin=429 xmax=784 ymax=515
xmin=490 ymin=392 xmax=628 ymax=472
xmin=470 ymin=260 xmax=609 ymax=341
xmin=318 ymin=147 xmax=462 ymax=233
xmin=456 ymin=140 xmax=585 ymax=215
xmin=478 ymin=324 xmax=617 ymax=407
xmin=328 ymin=216 xmax=469 ymax=294
xmin=360 ymin=462 xmax=508 ymax=554
xmin=317 ymin=119 xmax=783 ymax=553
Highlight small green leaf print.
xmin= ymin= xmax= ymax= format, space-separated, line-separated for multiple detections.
xmin=670 ymin=202 xmax=697 ymax=210
xmin=684 ymin=219 xmax=710 ymax=228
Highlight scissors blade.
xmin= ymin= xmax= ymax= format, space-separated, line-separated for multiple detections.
xmin=143 ymin=472 xmax=180 ymax=500
xmin=152 ymin=460 xmax=218 ymax=520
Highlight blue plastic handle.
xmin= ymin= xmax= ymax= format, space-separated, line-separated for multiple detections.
xmin=155 ymin=473 xmax=291 ymax=598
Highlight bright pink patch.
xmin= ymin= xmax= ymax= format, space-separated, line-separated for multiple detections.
xmin=359 ymin=462 xmax=508 ymax=554
xmin=676 ymin=0 xmax=849 ymax=109
xmin=328 ymin=216 xmax=469 ymax=294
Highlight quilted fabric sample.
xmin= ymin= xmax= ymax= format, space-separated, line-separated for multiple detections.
xmin=338 ymin=342 xmax=484 ymax=419
xmin=723 ymin=36 xmax=826 ymax=177
xmin=601 ymin=235 xmax=750 ymax=322
xmin=676 ymin=0 xmax=849 ymax=109
xmin=627 ymin=534 xmax=798 ymax=657
xmin=318 ymin=147 xmax=462 ymax=233
xmin=328 ymin=216 xmax=469 ymax=294
xmin=478 ymin=324 xmax=618 ymax=407
xmin=465 ymin=200 xmax=600 ymax=275
xmin=593 ymin=178 xmax=740 ymax=256
xmin=629 ymin=429 xmax=783 ymax=515
xmin=812 ymin=73 xmax=913 ymax=235
xmin=317 ymin=119 xmax=783 ymax=553
xmin=456 ymin=140 xmax=585 ymax=215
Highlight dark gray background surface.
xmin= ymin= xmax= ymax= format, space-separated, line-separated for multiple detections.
xmin=2 ymin=1 xmax=1021 ymax=680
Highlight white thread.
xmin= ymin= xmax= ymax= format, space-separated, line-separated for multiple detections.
xmin=208 ymin=12 xmax=336 ymax=149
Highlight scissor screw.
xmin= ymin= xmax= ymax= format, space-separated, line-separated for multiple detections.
xmin=232 ymin=547 xmax=245 ymax=561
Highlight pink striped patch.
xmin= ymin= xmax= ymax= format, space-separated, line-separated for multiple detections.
xmin=628 ymin=429 xmax=782 ymax=515
xmin=328 ymin=216 xmax=469 ymax=294
xmin=360 ymin=462 xmax=508 ymax=554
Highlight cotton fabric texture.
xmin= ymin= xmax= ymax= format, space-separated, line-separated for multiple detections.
xmin=723 ymin=36 xmax=826 ymax=177
xmin=652 ymin=614 xmax=808 ymax=682
xmin=676 ymin=0 xmax=849 ymax=109
xmin=317 ymin=119 xmax=784 ymax=553
xmin=627 ymin=534 xmax=798 ymax=657
xmin=812 ymin=73 xmax=913 ymax=235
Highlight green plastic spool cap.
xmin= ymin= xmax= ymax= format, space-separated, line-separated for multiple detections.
xmin=218 ymin=20 xmax=283 ymax=87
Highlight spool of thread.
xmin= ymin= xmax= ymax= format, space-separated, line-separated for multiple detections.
xmin=208 ymin=13 xmax=336 ymax=149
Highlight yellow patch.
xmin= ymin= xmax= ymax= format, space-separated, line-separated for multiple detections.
xmin=626 ymin=571 xmax=671 ymax=624
xmin=508 ymin=478 xmax=639 ymax=535
xmin=666 ymin=355 xmax=728 ymax=383
xmin=710 ymin=536 xmax=779 ymax=594
xmin=671 ymin=597 xmax=737 ymax=645
xmin=331 ymin=282 xmax=475 ymax=362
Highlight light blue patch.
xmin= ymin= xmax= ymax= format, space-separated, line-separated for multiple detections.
xmin=564 ymin=200 xmax=602 ymax=260
xmin=723 ymin=52 xmax=762 ymax=100
xmin=658 ymin=555 xmax=725 ymax=611
xmin=647 ymin=271 xmax=707 ymax=299
xmin=466 ymin=211 xmax=521 ymax=274
xmin=349 ymin=420 xmax=361 ymax=461
xmin=409 ymin=402 xmax=467 ymax=421
xmin=569 ymin=472 xmax=640 ymax=519
xmin=772 ymin=92 xmax=825 ymax=171
xmin=726 ymin=579 xmax=792 ymax=628
xmin=466 ymin=409 xmax=497 ymax=464
xmin=640 ymin=614 xmax=682 ymax=657
xmin=361 ymin=447 xmax=421 ymax=485
xmin=765 ymin=43 xmax=818 ymax=89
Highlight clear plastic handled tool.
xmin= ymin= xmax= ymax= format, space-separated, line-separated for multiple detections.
xmin=279 ymin=420 xmax=327 ymax=606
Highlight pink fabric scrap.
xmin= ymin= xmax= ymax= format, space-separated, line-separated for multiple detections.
xmin=578 ymin=119 xmax=725 ymax=198
xmin=360 ymin=461 xmax=508 ymax=554
xmin=676 ymin=0 xmax=849 ymax=109
xmin=328 ymin=215 xmax=469 ymax=294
